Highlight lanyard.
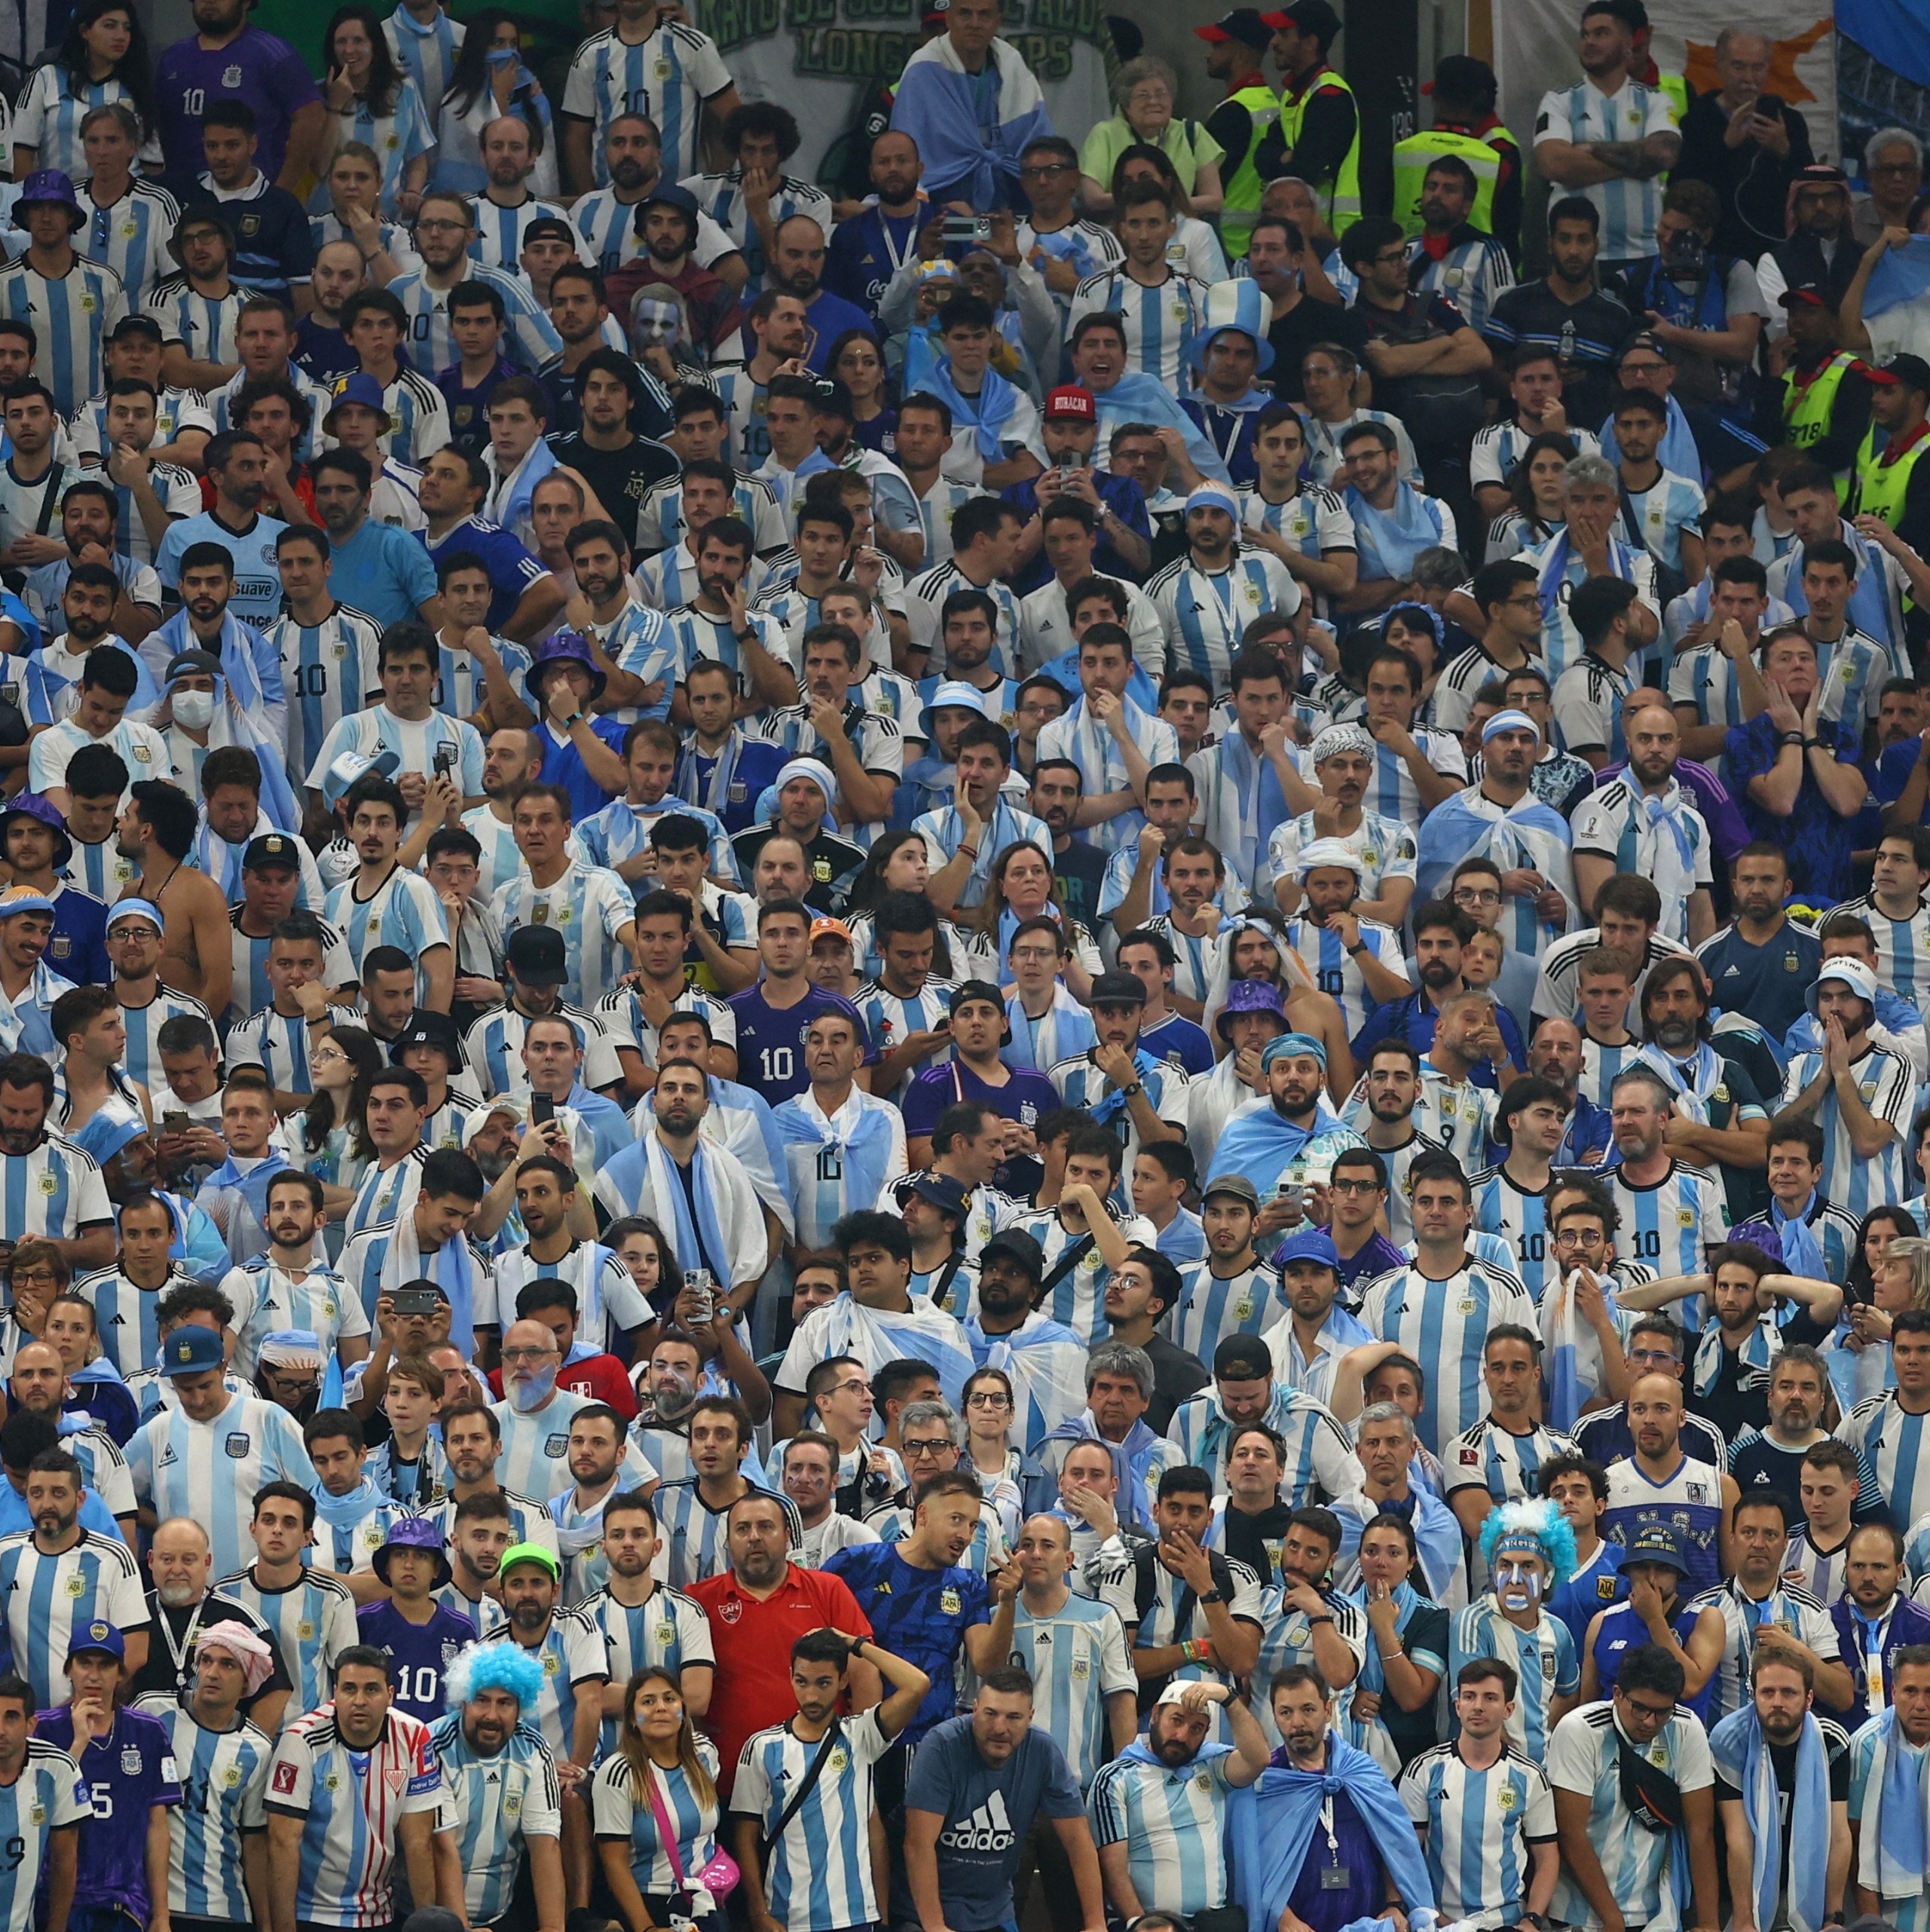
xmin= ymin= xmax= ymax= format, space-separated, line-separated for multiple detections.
xmin=1204 ymin=404 xmax=1247 ymax=471
xmin=160 ymin=1600 xmax=212 ymax=1686
xmin=1319 ymin=1794 xmax=1340 ymax=1860
xmin=878 ymin=210 xmax=919 ymax=278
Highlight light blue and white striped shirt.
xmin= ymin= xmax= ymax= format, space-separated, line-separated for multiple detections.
xmin=427 ymin=1713 xmax=562 ymax=1924
xmin=1399 ymin=1738 xmax=1557 ymax=1927
xmin=563 ymin=20 xmax=734 ymax=179
xmin=133 ymin=1693 xmax=273 ymax=1923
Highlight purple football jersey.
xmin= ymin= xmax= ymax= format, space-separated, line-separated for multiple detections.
xmin=154 ymin=27 xmax=321 ymax=181
xmin=356 ymin=1601 xmax=479 ymax=1723
xmin=34 ymin=1705 xmax=182 ymax=1921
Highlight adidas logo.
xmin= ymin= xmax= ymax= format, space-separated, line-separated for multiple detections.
xmin=941 ymin=1792 xmax=1015 ymax=1854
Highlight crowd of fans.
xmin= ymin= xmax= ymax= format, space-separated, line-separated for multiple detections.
xmin=0 ymin=1 xmax=1921 ymax=1931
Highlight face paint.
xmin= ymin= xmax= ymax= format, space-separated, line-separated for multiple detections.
xmin=1494 ymin=1554 xmax=1543 ymax=1609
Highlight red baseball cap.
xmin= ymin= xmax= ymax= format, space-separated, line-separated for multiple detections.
xmin=1045 ymin=384 xmax=1097 ymax=421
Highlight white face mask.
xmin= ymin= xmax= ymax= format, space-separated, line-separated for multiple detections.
xmin=172 ymin=688 xmax=216 ymax=729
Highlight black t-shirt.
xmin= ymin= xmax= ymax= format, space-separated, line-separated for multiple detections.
xmin=1729 ymin=1432 xmax=1892 ymax=1532
xmin=128 ymin=1591 xmax=294 ymax=1718
xmin=1714 ymin=1725 xmax=1852 ymax=1892
xmin=1268 ymin=296 xmax=1368 ymax=406
xmin=547 ymin=432 xmax=681 ymax=549
xmin=1053 ymin=838 xmax=1107 ymax=932
xmin=1142 ymin=1332 xmax=1210 ymax=1435
xmin=1690 ymin=1307 xmax=1834 ymax=1443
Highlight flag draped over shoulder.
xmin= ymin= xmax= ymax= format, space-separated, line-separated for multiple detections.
xmin=889 ymin=36 xmax=1051 ymax=212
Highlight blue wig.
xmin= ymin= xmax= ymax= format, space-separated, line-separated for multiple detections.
xmin=1478 ymin=1498 xmax=1579 ymax=1585
xmin=442 ymin=1640 xmax=545 ymax=1713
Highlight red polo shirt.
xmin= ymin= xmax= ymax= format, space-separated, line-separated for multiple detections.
xmin=688 ymin=1563 xmax=873 ymax=1790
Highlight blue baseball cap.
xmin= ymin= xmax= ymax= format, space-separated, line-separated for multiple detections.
xmin=159 ymin=1324 xmax=225 ymax=1376
xmin=66 ymin=1619 xmax=124 ymax=1663
xmin=1277 ymin=1228 xmax=1341 ymax=1271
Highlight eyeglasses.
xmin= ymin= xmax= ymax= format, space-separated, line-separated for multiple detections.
xmin=312 ymin=1049 xmax=347 ymax=1066
xmin=1553 ymin=1227 xmax=1606 ymax=1248
xmin=903 ymin=1437 xmax=954 ymax=1456
xmin=1623 ymin=1695 xmax=1677 ymax=1723
xmin=829 ymin=1376 xmax=869 ymax=1396
xmin=1372 ymin=246 xmax=1409 ymax=268
xmin=500 ymin=1346 xmax=556 ymax=1365
xmin=1329 ymin=1176 xmax=1380 ymax=1194
xmin=10 ymin=1267 xmax=58 ymax=1286
xmin=1626 ymin=1346 xmax=1677 ymax=1367
xmin=1021 ymin=162 xmax=1072 ymax=179
xmin=1503 ymin=592 xmax=1543 ymax=609
xmin=1454 ymin=887 xmax=1502 ymax=907
xmin=417 ymin=218 xmax=468 ymax=234
xmin=965 ymin=1392 xmax=1011 ymax=1409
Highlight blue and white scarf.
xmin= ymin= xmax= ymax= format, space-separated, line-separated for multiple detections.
xmin=147 ymin=611 xmax=301 ymax=831
xmin=905 ymin=340 xmax=1024 ymax=464
xmin=1692 ymin=1309 xmax=1779 ymax=1398
xmin=642 ymin=1131 xmax=733 ymax=1289
xmin=1710 ymin=1706 xmax=1829 ymax=1932
xmin=1770 ymin=1192 xmax=1828 ymax=1281
xmin=1540 ymin=1266 xmax=1626 ymax=1431
xmin=1633 ymin=1039 xmax=1727 ymax=1127
xmin=1853 ymin=1703 xmax=1930 ymax=1903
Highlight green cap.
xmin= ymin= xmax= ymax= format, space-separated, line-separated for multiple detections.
xmin=500 ymin=1541 xmax=561 ymax=1581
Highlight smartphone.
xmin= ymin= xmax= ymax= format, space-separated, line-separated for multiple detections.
xmin=433 ymin=744 xmax=456 ymax=779
xmin=687 ymin=1281 xmax=715 ymax=1324
xmin=933 ymin=1014 xmax=951 ymax=1030
xmin=941 ymin=214 xmax=991 ymax=244
xmin=530 ymin=1092 xmax=555 ymax=1126
xmin=393 ymin=1286 xmax=439 ymax=1316
xmin=162 ymin=1110 xmax=189 ymax=1134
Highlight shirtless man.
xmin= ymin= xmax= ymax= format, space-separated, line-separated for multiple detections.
xmin=115 ymin=779 xmax=233 ymax=1018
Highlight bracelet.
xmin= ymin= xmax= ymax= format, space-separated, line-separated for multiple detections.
xmin=1776 ymin=732 xmax=1803 ymax=747
xmin=959 ymin=844 xmax=980 ymax=860
xmin=1308 ymin=1613 xmax=1334 ymax=1626
xmin=1803 ymin=736 xmax=1824 ymax=749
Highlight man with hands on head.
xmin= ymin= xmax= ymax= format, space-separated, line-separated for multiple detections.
xmin=1088 ymin=1676 xmax=1271 ymax=1922
xmin=732 ymin=1626 xmax=931 ymax=1932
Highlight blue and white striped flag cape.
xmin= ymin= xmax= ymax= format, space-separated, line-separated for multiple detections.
xmin=1415 ymin=791 xmax=1576 ymax=955
xmin=1853 ymin=1701 xmax=1930 ymax=1904
xmin=1710 ymin=1705 xmax=1829 ymax=1932
xmin=968 ymin=1311 xmax=1087 ymax=1449
xmin=809 ymin=1293 xmax=976 ymax=1410
xmin=904 ymin=335 xmax=1024 ymax=464
xmin=146 ymin=610 xmax=301 ymax=833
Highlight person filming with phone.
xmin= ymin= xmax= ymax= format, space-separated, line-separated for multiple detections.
xmin=1675 ymin=30 xmax=1815 ymax=259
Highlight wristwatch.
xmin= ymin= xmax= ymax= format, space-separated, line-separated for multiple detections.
xmin=1119 ymin=1080 xmax=1144 ymax=1099
xmin=1198 ymin=1587 xmax=1225 ymax=1605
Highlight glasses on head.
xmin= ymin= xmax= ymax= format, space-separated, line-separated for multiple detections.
xmin=903 ymin=1437 xmax=954 ymax=1456
xmin=965 ymin=1392 xmax=1011 ymax=1409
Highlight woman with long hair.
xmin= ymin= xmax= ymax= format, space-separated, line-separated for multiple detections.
xmin=843 ymin=832 xmax=965 ymax=980
xmin=1339 ymin=1509 xmax=1445 ymax=1771
xmin=606 ymin=1215 xmax=686 ymax=1327
xmin=959 ymin=1365 xmax=1025 ymax=1539
xmin=12 ymin=0 xmax=157 ymax=180
xmin=592 ymin=1668 xmax=726 ymax=1932
xmin=1834 ymin=1215 xmax=1929 ymax=1407
xmin=317 ymin=5 xmax=432 ymax=218
xmin=433 ymin=11 xmax=558 ymax=197
xmin=1485 ymin=431 xmax=1578 ymax=562
xmin=298 ymin=1024 xmax=383 ymax=1211
xmin=960 ymin=840 xmax=1099 ymax=996
xmin=832 ymin=329 xmax=897 ymax=458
